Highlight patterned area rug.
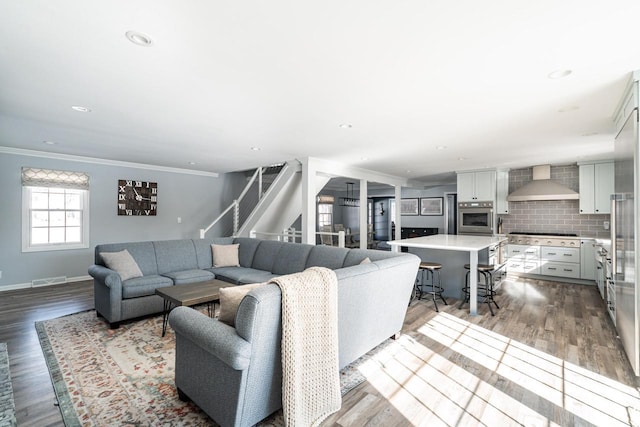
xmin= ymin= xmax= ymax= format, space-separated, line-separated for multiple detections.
xmin=0 ymin=343 xmax=17 ymax=427
xmin=36 ymin=309 xmax=391 ymax=426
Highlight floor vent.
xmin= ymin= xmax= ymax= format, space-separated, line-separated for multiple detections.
xmin=32 ymin=276 xmax=67 ymax=287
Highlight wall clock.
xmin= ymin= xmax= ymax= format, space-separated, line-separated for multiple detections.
xmin=117 ymin=180 xmax=157 ymax=216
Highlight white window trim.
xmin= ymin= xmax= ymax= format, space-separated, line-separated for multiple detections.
xmin=22 ymin=186 xmax=90 ymax=252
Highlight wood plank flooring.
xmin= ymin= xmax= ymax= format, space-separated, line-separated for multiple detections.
xmin=0 ymin=276 xmax=637 ymax=426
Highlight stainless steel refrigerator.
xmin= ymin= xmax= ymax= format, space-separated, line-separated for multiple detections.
xmin=612 ymin=93 xmax=639 ymax=376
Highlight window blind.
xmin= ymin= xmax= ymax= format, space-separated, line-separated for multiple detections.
xmin=317 ymin=195 xmax=335 ymax=204
xmin=21 ymin=167 xmax=90 ymax=190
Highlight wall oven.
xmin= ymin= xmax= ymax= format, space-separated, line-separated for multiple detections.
xmin=458 ymin=201 xmax=494 ymax=235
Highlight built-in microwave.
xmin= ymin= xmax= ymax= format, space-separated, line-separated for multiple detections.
xmin=458 ymin=201 xmax=494 ymax=235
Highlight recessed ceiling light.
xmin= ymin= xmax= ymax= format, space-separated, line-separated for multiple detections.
xmin=339 ymin=123 xmax=353 ymax=129
xmin=250 ymin=146 xmax=261 ymax=151
xmin=458 ymin=157 xmax=467 ymax=161
xmin=125 ymin=31 xmax=153 ymax=47
xmin=581 ymin=132 xmax=599 ymax=137
xmin=71 ymin=105 xmax=91 ymax=112
xmin=558 ymin=105 xmax=580 ymax=113
xmin=360 ymin=156 xmax=369 ymax=161
xmin=43 ymin=140 xmax=56 ymax=145
xmin=435 ymin=145 xmax=447 ymax=150
xmin=548 ymin=69 xmax=572 ymax=79
xmin=188 ymin=161 xmax=197 ymax=165
xmin=406 ymin=170 xmax=412 ymax=173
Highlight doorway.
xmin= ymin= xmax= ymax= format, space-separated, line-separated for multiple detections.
xmin=444 ymin=193 xmax=457 ymax=235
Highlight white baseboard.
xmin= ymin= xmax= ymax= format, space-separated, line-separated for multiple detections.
xmin=0 ymin=275 xmax=92 ymax=292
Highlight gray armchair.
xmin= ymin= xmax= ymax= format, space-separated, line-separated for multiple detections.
xmin=169 ymin=284 xmax=283 ymax=427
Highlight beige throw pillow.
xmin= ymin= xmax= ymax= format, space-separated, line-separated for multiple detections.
xmin=100 ymin=249 xmax=143 ymax=281
xmin=218 ymin=283 xmax=265 ymax=326
xmin=211 ymin=244 xmax=240 ymax=268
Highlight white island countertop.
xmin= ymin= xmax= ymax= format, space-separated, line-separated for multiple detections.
xmin=387 ymin=234 xmax=507 ymax=251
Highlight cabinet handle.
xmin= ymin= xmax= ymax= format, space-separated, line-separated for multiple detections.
xmin=563 ymin=254 xmax=572 ymax=257
xmin=564 ymin=269 xmax=573 ymax=272
xmin=548 ymin=252 xmax=556 ymax=255
xmin=548 ymin=267 xmax=557 ymax=270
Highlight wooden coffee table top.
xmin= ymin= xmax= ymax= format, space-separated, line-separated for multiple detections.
xmin=155 ymin=278 xmax=228 ymax=307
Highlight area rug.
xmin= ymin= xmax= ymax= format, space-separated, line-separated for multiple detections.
xmin=0 ymin=343 xmax=17 ymax=427
xmin=36 ymin=309 xmax=394 ymax=426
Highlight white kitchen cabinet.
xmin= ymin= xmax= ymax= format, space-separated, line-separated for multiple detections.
xmin=495 ymin=170 xmax=509 ymax=214
xmin=541 ymin=246 xmax=580 ymax=263
xmin=457 ymin=170 xmax=496 ymax=202
xmin=506 ymin=244 xmax=540 ymax=274
xmin=541 ymin=262 xmax=580 ymax=279
xmin=579 ymin=162 xmax=614 ymax=214
xmin=580 ymin=239 xmax=597 ymax=281
xmin=506 ymin=243 xmax=583 ymax=279
xmin=540 ymin=246 xmax=581 ymax=279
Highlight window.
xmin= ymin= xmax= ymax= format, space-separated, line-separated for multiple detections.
xmin=390 ymin=199 xmax=396 ymax=223
xmin=317 ymin=202 xmax=333 ymax=228
xmin=22 ymin=168 xmax=90 ymax=252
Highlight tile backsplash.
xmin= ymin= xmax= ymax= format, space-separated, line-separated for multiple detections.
xmin=498 ymin=165 xmax=610 ymax=238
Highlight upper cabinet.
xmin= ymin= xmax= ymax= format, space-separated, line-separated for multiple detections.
xmin=457 ymin=170 xmax=496 ymax=202
xmin=579 ymin=161 xmax=614 ymax=214
xmin=495 ymin=170 xmax=509 ymax=214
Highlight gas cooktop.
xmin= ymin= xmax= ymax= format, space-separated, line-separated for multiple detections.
xmin=509 ymin=232 xmax=578 ymax=237
xmin=507 ymin=232 xmax=580 ymax=247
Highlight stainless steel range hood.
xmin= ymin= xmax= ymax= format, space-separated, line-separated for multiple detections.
xmin=507 ymin=165 xmax=579 ymax=201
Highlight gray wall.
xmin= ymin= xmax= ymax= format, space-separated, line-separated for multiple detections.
xmin=398 ymin=185 xmax=456 ymax=232
xmin=498 ymin=165 xmax=610 ymax=238
xmin=335 ymin=184 xmax=457 ymax=237
xmin=0 ymin=152 xmax=246 ymax=288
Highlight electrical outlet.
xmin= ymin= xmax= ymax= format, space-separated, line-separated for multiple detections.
xmin=177 ymin=217 xmax=182 ymax=224
xmin=604 ymin=221 xmax=610 ymax=230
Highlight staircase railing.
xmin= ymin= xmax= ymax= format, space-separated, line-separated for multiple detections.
xmin=250 ymin=228 xmax=347 ymax=247
xmin=200 ymin=165 xmax=280 ymax=238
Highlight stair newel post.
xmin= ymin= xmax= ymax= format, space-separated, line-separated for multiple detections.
xmin=338 ymin=230 xmax=345 ymax=248
xmin=233 ymin=199 xmax=239 ymax=235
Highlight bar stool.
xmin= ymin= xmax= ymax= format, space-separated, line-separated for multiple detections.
xmin=460 ymin=263 xmax=499 ymax=316
xmin=414 ymin=262 xmax=447 ymax=311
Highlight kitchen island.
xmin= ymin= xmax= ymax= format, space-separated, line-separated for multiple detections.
xmin=388 ymin=234 xmax=507 ymax=315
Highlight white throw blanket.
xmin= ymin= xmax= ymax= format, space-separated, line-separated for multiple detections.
xmin=271 ymin=267 xmax=341 ymax=426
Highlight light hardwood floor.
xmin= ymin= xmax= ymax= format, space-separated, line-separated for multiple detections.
xmin=1 ymin=276 xmax=638 ymax=426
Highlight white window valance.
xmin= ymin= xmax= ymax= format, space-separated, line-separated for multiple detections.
xmin=21 ymin=167 xmax=90 ymax=190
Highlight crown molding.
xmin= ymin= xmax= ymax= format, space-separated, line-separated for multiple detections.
xmin=0 ymin=146 xmax=219 ymax=177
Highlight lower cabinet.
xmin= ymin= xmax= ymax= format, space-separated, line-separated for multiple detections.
xmin=506 ymin=244 xmax=581 ymax=279
xmin=506 ymin=245 xmax=540 ymax=274
xmin=540 ymin=247 xmax=580 ymax=279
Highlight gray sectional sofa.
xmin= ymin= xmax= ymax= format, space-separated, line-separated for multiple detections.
xmin=89 ymin=237 xmax=420 ymax=426
xmin=167 ymin=240 xmax=420 ymax=427
xmin=88 ymin=237 xmax=420 ymax=329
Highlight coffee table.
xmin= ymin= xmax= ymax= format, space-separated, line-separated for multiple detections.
xmin=156 ymin=278 xmax=227 ymax=337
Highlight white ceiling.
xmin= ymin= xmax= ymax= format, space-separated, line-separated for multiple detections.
xmin=1 ymin=1 xmax=638 ymax=184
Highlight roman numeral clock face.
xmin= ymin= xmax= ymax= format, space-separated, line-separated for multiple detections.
xmin=117 ymin=180 xmax=158 ymax=216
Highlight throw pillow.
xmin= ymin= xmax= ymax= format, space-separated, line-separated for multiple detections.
xmin=219 ymin=283 xmax=265 ymax=326
xmin=211 ymin=244 xmax=240 ymax=268
xmin=360 ymin=257 xmax=372 ymax=264
xmin=100 ymin=249 xmax=143 ymax=281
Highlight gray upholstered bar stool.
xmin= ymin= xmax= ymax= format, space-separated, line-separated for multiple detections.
xmin=414 ymin=261 xmax=448 ymax=311
xmin=460 ymin=263 xmax=499 ymax=316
